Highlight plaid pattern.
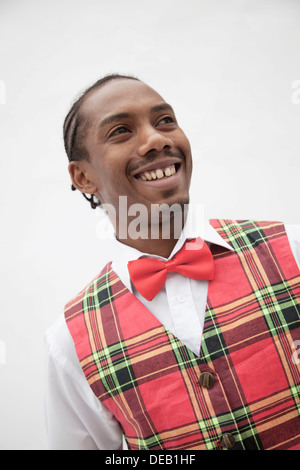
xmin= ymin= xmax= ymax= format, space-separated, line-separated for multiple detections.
xmin=65 ymin=220 xmax=300 ymax=450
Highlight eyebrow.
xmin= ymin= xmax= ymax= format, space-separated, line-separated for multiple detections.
xmin=151 ymin=103 xmax=174 ymax=114
xmin=98 ymin=103 xmax=175 ymax=130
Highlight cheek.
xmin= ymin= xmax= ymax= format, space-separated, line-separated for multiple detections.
xmin=96 ymin=162 xmax=131 ymax=203
xmin=175 ymin=129 xmax=192 ymax=156
xmin=177 ymin=135 xmax=193 ymax=177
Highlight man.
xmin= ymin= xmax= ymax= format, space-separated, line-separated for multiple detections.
xmin=45 ymin=74 xmax=300 ymax=450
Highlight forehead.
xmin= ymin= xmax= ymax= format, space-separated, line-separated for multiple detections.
xmin=82 ymin=79 xmax=168 ymax=122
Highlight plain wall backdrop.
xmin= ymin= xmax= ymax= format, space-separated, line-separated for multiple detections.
xmin=0 ymin=0 xmax=299 ymax=450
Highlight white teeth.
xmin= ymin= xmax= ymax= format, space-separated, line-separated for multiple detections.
xmin=138 ymin=164 xmax=177 ymax=181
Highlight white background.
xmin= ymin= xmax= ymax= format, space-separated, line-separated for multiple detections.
xmin=0 ymin=0 xmax=299 ymax=450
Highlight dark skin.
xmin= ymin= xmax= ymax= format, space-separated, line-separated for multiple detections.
xmin=68 ymin=79 xmax=193 ymax=258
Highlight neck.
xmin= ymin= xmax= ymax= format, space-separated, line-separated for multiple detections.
xmin=117 ymin=235 xmax=179 ymax=259
xmin=115 ymin=207 xmax=188 ymax=258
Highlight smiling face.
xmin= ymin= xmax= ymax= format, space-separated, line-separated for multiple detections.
xmin=69 ymin=78 xmax=193 ymax=234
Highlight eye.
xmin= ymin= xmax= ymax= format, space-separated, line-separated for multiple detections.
xmin=159 ymin=116 xmax=174 ymax=125
xmin=157 ymin=115 xmax=177 ymax=128
xmin=109 ymin=126 xmax=129 ymax=137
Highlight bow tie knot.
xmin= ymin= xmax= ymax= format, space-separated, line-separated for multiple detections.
xmin=127 ymin=238 xmax=214 ymax=301
xmin=165 ymin=259 xmax=178 ymax=273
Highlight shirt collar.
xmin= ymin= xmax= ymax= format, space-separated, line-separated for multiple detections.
xmin=110 ymin=205 xmax=233 ymax=292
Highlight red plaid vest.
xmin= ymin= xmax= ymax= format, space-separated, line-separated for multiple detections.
xmin=65 ymin=220 xmax=300 ymax=450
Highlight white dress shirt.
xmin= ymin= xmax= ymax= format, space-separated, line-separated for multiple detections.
xmin=45 ymin=217 xmax=300 ymax=450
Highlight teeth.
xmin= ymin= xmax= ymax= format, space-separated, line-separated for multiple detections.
xmin=137 ymin=164 xmax=177 ymax=181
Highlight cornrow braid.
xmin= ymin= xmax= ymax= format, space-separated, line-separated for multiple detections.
xmin=63 ymin=73 xmax=140 ymax=209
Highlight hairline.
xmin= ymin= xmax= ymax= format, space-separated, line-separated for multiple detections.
xmin=75 ymin=75 xmax=142 ymax=161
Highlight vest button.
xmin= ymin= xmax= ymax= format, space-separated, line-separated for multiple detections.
xmin=219 ymin=433 xmax=235 ymax=449
xmin=199 ymin=371 xmax=214 ymax=388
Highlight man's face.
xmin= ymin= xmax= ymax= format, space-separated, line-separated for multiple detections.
xmin=79 ymin=79 xmax=193 ymax=224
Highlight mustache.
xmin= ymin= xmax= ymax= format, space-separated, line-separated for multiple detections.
xmin=129 ymin=150 xmax=185 ymax=173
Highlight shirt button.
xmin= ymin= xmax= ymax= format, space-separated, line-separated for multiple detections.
xmin=176 ymin=294 xmax=186 ymax=303
xmin=219 ymin=433 xmax=235 ymax=449
xmin=199 ymin=372 xmax=214 ymax=389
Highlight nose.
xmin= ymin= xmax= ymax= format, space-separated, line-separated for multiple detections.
xmin=137 ymin=125 xmax=173 ymax=157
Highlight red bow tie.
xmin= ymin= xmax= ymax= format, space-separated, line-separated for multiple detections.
xmin=127 ymin=238 xmax=214 ymax=301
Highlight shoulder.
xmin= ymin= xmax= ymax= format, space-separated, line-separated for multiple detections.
xmin=64 ymin=262 xmax=127 ymax=327
xmin=45 ymin=314 xmax=104 ymax=408
xmin=45 ymin=314 xmax=82 ymax=379
xmin=285 ymin=224 xmax=300 ymax=242
xmin=285 ymin=224 xmax=300 ymax=270
xmin=64 ymin=262 xmax=115 ymax=317
xmin=209 ymin=219 xmax=300 ymax=269
xmin=209 ymin=219 xmax=286 ymax=246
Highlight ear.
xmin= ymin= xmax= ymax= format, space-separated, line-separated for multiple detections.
xmin=68 ymin=161 xmax=98 ymax=195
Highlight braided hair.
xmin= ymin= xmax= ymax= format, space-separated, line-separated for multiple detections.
xmin=63 ymin=74 xmax=140 ymax=209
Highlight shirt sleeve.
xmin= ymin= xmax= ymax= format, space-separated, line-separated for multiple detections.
xmin=285 ymin=224 xmax=300 ymax=270
xmin=44 ymin=317 xmax=123 ymax=450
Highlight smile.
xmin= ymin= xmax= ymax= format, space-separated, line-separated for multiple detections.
xmin=134 ymin=163 xmax=180 ymax=182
